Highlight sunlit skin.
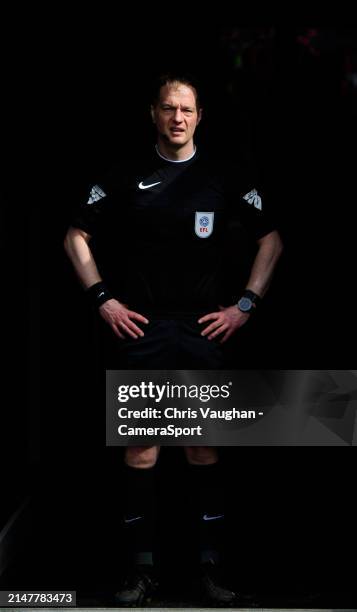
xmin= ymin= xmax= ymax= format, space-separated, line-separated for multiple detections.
xmin=151 ymin=82 xmax=202 ymax=161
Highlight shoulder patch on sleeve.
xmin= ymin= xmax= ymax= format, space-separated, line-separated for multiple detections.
xmin=243 ymin=188 xmax=262 ymax=211
xmin=87 ymin=184 xmax=107 ymax=205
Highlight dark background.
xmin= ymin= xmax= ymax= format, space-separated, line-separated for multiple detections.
xmin=1 ymin=24 xmax=357 ymax=606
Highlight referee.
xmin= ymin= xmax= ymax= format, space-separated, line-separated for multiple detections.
xmin=64 ymin=72 xmax=283 ymax=606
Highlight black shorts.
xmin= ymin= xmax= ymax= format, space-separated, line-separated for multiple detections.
xmin=97 ymin=315 xmax=225 ymax=369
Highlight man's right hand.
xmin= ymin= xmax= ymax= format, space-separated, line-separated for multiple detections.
xmin=99 ymin=299 xmax=149 ymax=340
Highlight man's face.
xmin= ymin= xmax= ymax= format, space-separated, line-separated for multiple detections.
xmin=151 ymin=82 xmax=202 ymax=149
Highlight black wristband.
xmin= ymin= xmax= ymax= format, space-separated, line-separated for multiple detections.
xmin=86 ymin=281 xmax=113 ymax=308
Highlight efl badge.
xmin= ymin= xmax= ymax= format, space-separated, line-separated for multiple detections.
xmin=195 ymin=212 xmax=214 ymax=238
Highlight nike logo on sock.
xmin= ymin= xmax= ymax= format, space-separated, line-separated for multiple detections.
xmin=202 ymin=514 xmax=224 ymax=521
xmin=124 ymin=516 xmax=143 ymax=523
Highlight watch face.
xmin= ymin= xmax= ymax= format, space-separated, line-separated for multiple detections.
xmin=238 ymin=297 xmax=253 ymax=312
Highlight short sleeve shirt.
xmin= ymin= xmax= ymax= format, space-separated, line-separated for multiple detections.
xmin=71 ymin=148 xmax=276 ymax=314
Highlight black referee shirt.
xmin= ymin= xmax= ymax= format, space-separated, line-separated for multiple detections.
xmin=71 ymin=148 xmax=276 ymax=315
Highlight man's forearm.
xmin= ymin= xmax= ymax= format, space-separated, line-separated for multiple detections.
xmin=64 ymin=228 xmax=102 ymax=289
xmin=245 ymin=230 xmax=283 ymax=297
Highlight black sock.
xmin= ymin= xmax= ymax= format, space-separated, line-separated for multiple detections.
xmin=187 ymin=462 xmax=225 ymax=565
xmin=121 ymin=463 xmax=156 ymax=566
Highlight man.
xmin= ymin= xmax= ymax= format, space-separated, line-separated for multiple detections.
xmin=64 ymin=73 xmax=283 ymax=606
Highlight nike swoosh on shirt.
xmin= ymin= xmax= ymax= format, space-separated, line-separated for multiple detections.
xmin=202 ymin=514 xmax=224 ymax=521
xmin=138 ymin=181 xmax=162 ymax=190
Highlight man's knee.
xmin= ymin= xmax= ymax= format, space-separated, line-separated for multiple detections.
xmin=184 ymin=446 xmax=218 ymax=465
xmin=124 ymin=446 xmax=160 ymax=469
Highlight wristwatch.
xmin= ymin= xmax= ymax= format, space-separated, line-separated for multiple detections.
xmin=236 ymin=290 xmax=261 ymax=314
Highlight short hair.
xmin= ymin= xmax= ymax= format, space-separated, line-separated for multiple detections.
xmin=150 ymin=72 xmax=202 ymax=110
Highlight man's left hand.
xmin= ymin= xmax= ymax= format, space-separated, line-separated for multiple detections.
xmin=198 ymin=305 xmax=251 ymax=344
